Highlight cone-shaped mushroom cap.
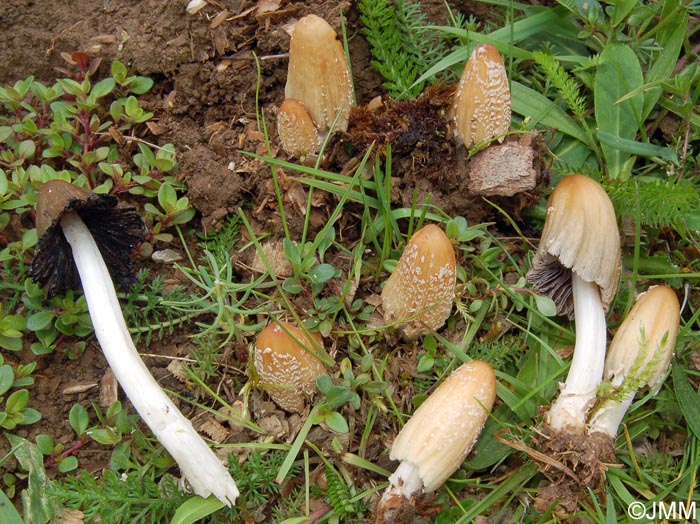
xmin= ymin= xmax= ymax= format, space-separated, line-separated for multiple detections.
xmin=390 ymin=360 xmax=496 ymax=492
xmin=526 ymin=174 xmax=620 ymax=318
xmin=381 ymin=224 xmax=456 ymax=340
xmin=284 ymin=14 xmax=354 ymax=133
xmin=449 ymin=44 xmax=511 ymax=149
xmin=30 ymin=180 xmax=146 ymax=298
xmin=253 ymin=321 xmax=328 ymax=413
xmin=277 ymin=98 xmax=321 ymax=158
xmin=604 ymin=285 xmax=680 ymax=391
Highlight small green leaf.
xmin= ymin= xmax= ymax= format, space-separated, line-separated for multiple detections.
xmin=0 ymin=487 xmax=22 ymax=524
xmin=323 ymin=411 xmax=349 ymax=434
xmin=0 ymin=365 xmax=14 ymax=396
xmin=26 ymin=311 xmax=54 ymax=332
xmin=89 ymin=427 xmax=120 ymax=446
xmin=90 ymin=77 xmax=116 ymax=99
xmin=69 ymin=403 xmax=89 ymax=436
xmin=130 ymin=76 xmax=154 ymax=95
xmin=308 ymin=263 xmax=336 ymax=284
xmin=6 ymin=389 xmax=28 ymax=413
xmin=34 ymin=434 xmax=55 ymax=455
xmin=171 ymin=496 xmax=225 ymax=524
xmin=17 ymin=139 xmax=35 ymax=159
xmin=111 ymin=61 xmax=128 ymax=84
xmin=534 ymin=294 xmax=557 ymax=317
xmin=58 ymin=456 xmax=78 ymax=473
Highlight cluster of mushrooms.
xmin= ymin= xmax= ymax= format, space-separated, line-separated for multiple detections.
xmin=27 ymin=12 xmax=681 ymax=519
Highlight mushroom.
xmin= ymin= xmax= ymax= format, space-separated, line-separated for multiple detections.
xmin=277 ymin=98 xmax=321 ymax=158
xmin=448 ymin=43 xmax=511 ymax=149
xmin=381 ymin=224 xmax=456 ymax=340
xmin=284 ymin=14 xmax=354 ymax=134
xmin=253 ymin=320 xmax=328 ymax=413
xmin=526 ymin=174 xmax=621 ymax=433
xmin=588 ymin=285 xmax=680 ymax=437
xmin=29 ymin=180 xmax=239 ymax=505
xmin=375 ymin=360 xmax=496 ymax=523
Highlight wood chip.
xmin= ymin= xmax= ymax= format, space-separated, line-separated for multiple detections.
xmin=467 ymin=141 xmax=536 ymax=197
xmin=62 ymin=382 xmax=98 ymax=395
xmin=99 ymin=369 xmax=118 ymax=407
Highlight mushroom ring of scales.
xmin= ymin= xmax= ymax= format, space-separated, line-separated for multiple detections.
xmin=30 ymin=180 xmax=239 ymax=505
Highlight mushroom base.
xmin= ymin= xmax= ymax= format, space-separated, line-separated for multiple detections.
xmin=532 ymin=428 xmax=616 ymax=515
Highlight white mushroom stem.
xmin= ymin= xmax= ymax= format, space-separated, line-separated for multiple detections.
xmin=60 ymin=212 xmax=239 ymax=506
xmin=545 ymin=273 xmax=607 ymax=433
xmin=587 ymin=391 xmax=635 ymax=438
xmin=382 ymin=460 xmax=424 ymax=502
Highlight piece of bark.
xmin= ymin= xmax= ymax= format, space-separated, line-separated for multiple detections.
xmin=468 ymin=141 xmax=536 ymax=197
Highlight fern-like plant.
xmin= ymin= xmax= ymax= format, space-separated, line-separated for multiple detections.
xmin=359 ymin=0 xmax=446 ymax=99
xmin=605 ymin=176 xmax=700 ymax=229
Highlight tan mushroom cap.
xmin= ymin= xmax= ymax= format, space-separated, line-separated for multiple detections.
xmin=36 ymin=179 xmax=91 ymax=238
xmin=390 ymin=360 xmax=496 ymax=492
xmin=277 ymin=98 xmax=321 ymax=158
xmin=284 ymin=14 xmax=354 ymax=133
xmin=604 ymin=285 xmax=680 ymax=390
xmin=449 ymin=44 xmax=511 ymax=149
xmin=381 ymin=224 xmax=456 ymax=340
xmin=30 ymin=179 xmax=145 ymax=298
xmin=526 ymin=174 xmax=621 ymax=318
xmin=253 ymin=321 xmax=327 ymax=413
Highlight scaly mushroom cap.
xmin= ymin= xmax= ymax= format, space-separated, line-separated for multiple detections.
xmin=30 ymin=180 xmax=145 ymax=298
xmin=604 ymin=285 xmax=680 ymax=390
xmin=449 ymin=44 xmax=511 ymax=149
xmin=253 ymin=321 xmax=327 ymax=413
xmin=390 ymin=360 xmax=496 ymax=492
xmin=277 ymin=98 xmax=321 ymax=157
xmin=526 ymin=174 xmax=621 ymax=318
xmin=381 ymin=224 xmax=456 ymax=340
xmin=284 ymin=14 xmax=354 ymax=133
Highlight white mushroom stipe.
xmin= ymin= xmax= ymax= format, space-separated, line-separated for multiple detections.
xmin=545 ymin=273 xmax=607 ymax=432
xmin=60 ymin=212 xmax=239 ymax=506
xmin=384 ymin=460 xmax=424 ymax=501
xmin=587 ymin=392 xmax=635 ymax=438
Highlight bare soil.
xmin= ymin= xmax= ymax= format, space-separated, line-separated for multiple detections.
xmin=0 ymin=0 xmax=542 ymax=519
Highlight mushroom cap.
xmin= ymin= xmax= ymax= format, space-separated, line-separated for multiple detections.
xmin=253 ymin=321 xmax=328 ymax=413
xmin=604 ymin=285 xmax=680 ymax=391
xmin=277 ymin=98 xmax=321 ymax=158
xmin=390 ymin=360 xmax=496 ymax=492
xmin=449 ymin=44 xmax=511 ymax=149
xmin=526 ymin=174 xmax=621 ymax=318
xmin=381 ymin=224 xmax=456 ymax=340
xmin=30 ymin=179 xmax=146 ymax=298
xmin=284 ymin=14 xmax=354 ymax=133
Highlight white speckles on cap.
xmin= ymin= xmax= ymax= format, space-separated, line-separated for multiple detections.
xmin=381 ymin=224 xmax=457 ymax=340
xmin=284 ymin=15 xmax=354 ymax=133
xmin=389 ymin=360 xmax=496 ymax=492
xmin=449 ymin=44 xmax=511 ymax=149
xmin=277 ymin=99 xmax=321 ymax=158
xmin=253 ymin=321 xmax=328 ymax=413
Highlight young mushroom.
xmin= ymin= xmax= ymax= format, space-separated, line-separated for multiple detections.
xmin=284 ymin=14 xmax=354 ymax=134
xmin=526 ymin=174 xmax=621 ymax=434
xmin=29 ymin=180 xmax=239 ymax=505
xmin=588 ymin=285 xmax=680 ymax=438
xmin=277 ymin=98 xmax=321 ymax=158
xmin=448 ymin=44 xmax=511 ymax=149
xmin=375 ymin=360 xmax=496 ymax=523
xmin=381 ymin=224 xmax=457 ymax=340
xmin=253 ymin=320 xmax=328 ymax=413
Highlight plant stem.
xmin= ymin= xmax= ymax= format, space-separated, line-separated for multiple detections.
xmin=545 ymin=273 xmax=606 ymax=433
xmin=59 ymin=212 xmax=239 ymax=506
